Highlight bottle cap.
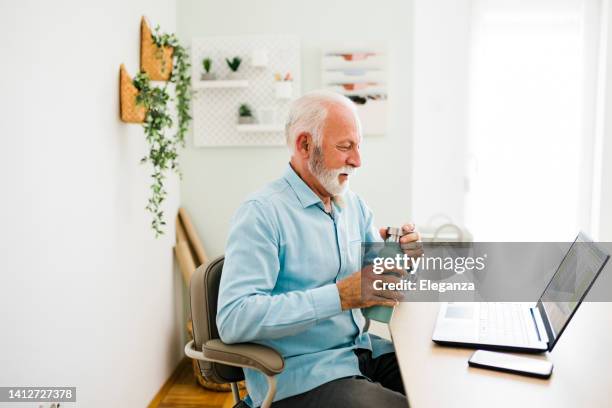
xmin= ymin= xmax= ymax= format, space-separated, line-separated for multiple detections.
xmin=386 ymin=227 xmax=403 ymax=242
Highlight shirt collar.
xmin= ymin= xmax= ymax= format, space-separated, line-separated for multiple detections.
xmin=283 ymin=164 xmax=346 ymax=212
xmin=283 ymin=164 xmax=322 ymax=208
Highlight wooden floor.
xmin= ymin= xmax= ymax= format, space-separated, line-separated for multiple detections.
xmin=149 ymin=358 xmax=245 ymax=408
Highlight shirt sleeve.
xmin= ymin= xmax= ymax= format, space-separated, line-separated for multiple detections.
xmin=216 ymin=200 xmax=342 ymax=344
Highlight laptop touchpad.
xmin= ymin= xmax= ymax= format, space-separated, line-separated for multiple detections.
xmin=445 ymin=304 xmax=474 ymax=319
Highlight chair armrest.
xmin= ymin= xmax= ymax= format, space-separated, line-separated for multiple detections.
xmin=184 ymin=339 xmax=283 ymax=408
xmin=201 ymin=339 xmax=285 ymax=377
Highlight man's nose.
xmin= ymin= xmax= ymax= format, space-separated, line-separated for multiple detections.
xmin=347 ymin=147 xmax=361 ymax=168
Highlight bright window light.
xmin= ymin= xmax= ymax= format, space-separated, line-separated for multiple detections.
xmin=465 ymin=0 xmax=601 ymax=241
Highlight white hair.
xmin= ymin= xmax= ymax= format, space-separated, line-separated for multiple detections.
xmin=285 ymin=90 xmax=362 ymax=153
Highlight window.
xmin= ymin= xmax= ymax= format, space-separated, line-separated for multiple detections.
xmin=465 ymin=0 xmax=603 ymax=241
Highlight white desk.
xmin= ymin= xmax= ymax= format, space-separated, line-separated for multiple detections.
xmin=389 ymin=302 xmax=612 ymax=408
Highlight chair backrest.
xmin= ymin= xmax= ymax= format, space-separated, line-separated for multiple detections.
xmin=190 ymin=255 xmax=244 ymax=383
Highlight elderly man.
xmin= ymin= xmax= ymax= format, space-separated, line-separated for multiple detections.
xmin=217 ymin=91 xmax=417 ymax=407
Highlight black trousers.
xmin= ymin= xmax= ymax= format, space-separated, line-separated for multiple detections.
xmin=266 ymin=349 xmax=408 ymax=408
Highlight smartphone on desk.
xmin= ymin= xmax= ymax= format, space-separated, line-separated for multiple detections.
xmin=468 ymin=350 xmax=553 ymax=379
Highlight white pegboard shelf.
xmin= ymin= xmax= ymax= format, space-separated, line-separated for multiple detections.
xmin=236 ymin=124 xmax=285 ymax=133
xmin=192 ymin=80 xmax=249 ymax=89
xmin=191 ymin=35 xmax=301 ymax=147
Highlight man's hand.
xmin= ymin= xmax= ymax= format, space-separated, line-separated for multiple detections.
xmin=379 ymin=223 xmax=423 ymax=259
xmin=336 ymin=265 xmax=408 ymax=311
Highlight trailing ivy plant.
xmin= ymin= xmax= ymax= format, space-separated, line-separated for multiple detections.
xmin=151 ymin=25 xmax=192 ymax=146
xmin=135 ymin=25 xmax=191 ymax=237
xmin=134 ymin=72 xmax=177 ymax=237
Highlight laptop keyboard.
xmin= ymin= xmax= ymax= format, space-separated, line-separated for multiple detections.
xmin=478 ymin=302 xmax=529 ymax=345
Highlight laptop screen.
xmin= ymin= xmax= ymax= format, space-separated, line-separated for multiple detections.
xmin=538 ymin=232 xmax=610 ymax=350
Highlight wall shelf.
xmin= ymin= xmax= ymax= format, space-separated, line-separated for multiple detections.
xmin=191 ymin=35 xmax=300 ymax=147
xmin=192 ymin=80 xmax=249 ymax=89
xmin=321 ymin=43 xmax=389 ymax=136
xmin=236 ymin=124 xmax=284 ymax=133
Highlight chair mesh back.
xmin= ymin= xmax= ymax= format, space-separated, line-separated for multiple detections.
xmin=190 ymin=256 xmax=244 ymax=383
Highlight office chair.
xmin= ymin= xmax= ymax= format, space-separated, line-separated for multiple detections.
xmin=184 ymin=256 xmax=285 ymax=408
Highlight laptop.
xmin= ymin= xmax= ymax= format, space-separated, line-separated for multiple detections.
xmin=432 ymin=232 xmax=610 ymax=353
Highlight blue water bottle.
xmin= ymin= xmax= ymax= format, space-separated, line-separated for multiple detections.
xmin=362 ymin=227 xmax=405 ymax=323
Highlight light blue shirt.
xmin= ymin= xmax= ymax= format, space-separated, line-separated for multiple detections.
xmin=217 ymin=165 xmax=395 ymax=407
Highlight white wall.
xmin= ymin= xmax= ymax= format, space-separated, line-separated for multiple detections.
xmin=412 ymin=0 xmax=471 ymax=230
xmin=593 ymin=0 xmax=612 ymax=241
xmin=0 ymin=1 xmax=184 ymax=407
xmin=178 ymin=0 xmax=414 ymax=257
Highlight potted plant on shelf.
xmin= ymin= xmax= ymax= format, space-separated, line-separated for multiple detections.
xmin=238 ymin=103 xmax=256 ymax=124
xmin=226 ymin=56 xmax=242 ymax=79
xmin=201 ymin=57 xmax=215 ymax=80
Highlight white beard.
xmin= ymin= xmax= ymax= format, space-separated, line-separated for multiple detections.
xmin=308 ymin=145 xmax=356 ymax=196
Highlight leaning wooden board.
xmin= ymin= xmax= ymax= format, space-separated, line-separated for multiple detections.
xmin=178 ymin=207 xmax=209 ymax=266
xmin=174 ymin=208 xmax=244 ymax=393
xmin=175 ymin=241 xmax=196 ymax=285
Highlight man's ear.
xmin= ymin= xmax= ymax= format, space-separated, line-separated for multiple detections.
xmin=296 ymin=132 xmax=311 ymax=157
